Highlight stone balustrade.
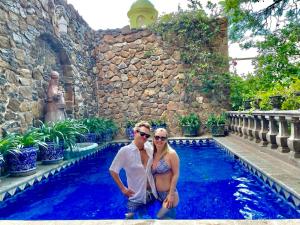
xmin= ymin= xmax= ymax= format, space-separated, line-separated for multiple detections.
xmin=227 ymin=110 xmax=300 ymax=158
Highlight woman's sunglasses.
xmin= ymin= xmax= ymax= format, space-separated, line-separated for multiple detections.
xmin=137 ymin=130 xmax=151 ymax=139
xmin=154 ymin=136 xmax=167 ymax=141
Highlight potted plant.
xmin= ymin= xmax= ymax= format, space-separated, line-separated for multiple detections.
xmin=0 ymin=133 xmax=19 ymax=176
xmin=125 ymin=119 xmax=136 ymax=140
xmin=178 ymin=113 xmax=201 ymax=137
xmin=269 ymin=95 xmax=284 ymax=110
xmin=5 ymin=129 xmax=47 ymax=176
xmin=39 ymin=119 xmax=87 ymax=164
xmin=103 ymin=118 xmax=118 ymax=142
xmin=206 ymin=113 xmax=226 ymax=137
xmin=150 ymin=117 xmax=167 ymax=131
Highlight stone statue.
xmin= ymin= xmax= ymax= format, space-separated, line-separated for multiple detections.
xmin=44 ymin=71 xmax=66 ymax=123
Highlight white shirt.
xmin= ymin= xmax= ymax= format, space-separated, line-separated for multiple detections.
xmin=109 ymin=141 xmax=158 ymax=203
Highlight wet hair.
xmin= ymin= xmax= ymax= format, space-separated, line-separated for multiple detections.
xmin=153 ymin=128 xmax=170 ymax=158
xmin=133 ymin=121 xmax=151 ymax=131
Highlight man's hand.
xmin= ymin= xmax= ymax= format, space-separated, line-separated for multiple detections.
xmin=121 ymin=187 xmax=135 ymax=198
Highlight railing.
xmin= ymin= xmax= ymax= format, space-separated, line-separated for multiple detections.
xmin=227 ymin=110 xmax=300 ymax=158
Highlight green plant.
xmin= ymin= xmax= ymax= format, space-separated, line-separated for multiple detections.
xmin=144 ymin=48 xmax=155 ymax=58
xmin=125 ymin=119 xmax=136 ymax=128
xmin=42 ymin=119 xmax=87 ymax=151
xmin=15 ymin=128 xmax=47 ymax=149
xmin=206 ymin=113 xmax=226 ymax=128
xmin=0 ymin=133 xmax=19 ymax=156
xmin=178 ymin=113 xmax=201 ymax=129
xmin=150 ymin=117 xmax=167 ymax=127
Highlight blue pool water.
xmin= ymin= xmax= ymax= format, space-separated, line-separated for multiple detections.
xmin=0 ymin=140 xmax=299 ymax=219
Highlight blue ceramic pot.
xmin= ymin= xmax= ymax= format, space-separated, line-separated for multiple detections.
xmin=125 ymin=127 xmax=134 ymax=140
xmin=6 ymin=146 xmax=38 ymax=177
xmin=40 ymin=141 xmax=64 ymax=164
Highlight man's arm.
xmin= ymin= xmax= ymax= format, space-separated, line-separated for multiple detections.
xmin=109 ymin=170 xmax=135 ymax=197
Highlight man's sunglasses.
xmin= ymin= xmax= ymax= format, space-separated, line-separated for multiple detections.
xmin=154 ymin=136 xmax=167 ymax=141
xmin=137 ymin=130 xmax=151 ymax=139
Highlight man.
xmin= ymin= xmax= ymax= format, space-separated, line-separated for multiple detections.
xmin=109 ymin=121 xmax=157 ymax=219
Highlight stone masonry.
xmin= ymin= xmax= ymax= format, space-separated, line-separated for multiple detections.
xmin=0 ymin=0 xmax=228 ymax=137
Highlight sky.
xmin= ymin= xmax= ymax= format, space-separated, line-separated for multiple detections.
xmin=66 ymin=0 xmax=256 ymax=75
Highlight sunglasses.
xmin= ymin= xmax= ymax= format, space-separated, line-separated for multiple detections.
xmin=154 ymin=136 xmax=167 ymax=141
xmin=137 ymin=130 xmax=151 ymax=139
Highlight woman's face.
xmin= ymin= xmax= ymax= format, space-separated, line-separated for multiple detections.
xmin=154 ymin=129 xmax=168 ymax=149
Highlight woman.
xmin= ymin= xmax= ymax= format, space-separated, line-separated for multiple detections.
xmin=152 ymin=128 xmax=180 ymax=218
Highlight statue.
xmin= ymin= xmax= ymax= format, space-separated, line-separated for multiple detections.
xmin=44 ymin=71 xmax=66 ymax=123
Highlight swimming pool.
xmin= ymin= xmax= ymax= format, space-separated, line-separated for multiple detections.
xmin=0 ymin=140 xmax=299 ymax=219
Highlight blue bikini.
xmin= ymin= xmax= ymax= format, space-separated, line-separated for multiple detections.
xmin=152 ymin=158 xmax=171 ymax=175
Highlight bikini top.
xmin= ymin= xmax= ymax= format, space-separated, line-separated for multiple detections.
xmin=152 ymin=158 xmax=171 ymax=175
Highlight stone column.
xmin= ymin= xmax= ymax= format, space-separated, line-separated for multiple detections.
xmin=238 ymin=116 xmax=243 ymax=136
xmin=276 ymin=116 xmax=290 ymax=153
xmin=259 ymin=116 xmax=268 ymax=147
xmin=247 ymin=116 xmax=254 ymax=141
xmin=253 ymin=115 xmax=261 ymax=143
xmin=266 ymin=116 xmax=278 ymax=149
xmin=287 ymin=117 xmax=300 ymax=158
xmin=242 ymin=115 xmax=248 ymax=139
xmin=233 ymin=116 xmax=238 ymax=133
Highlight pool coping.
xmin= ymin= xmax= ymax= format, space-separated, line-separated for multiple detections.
xmin=0 ymin=136 xmax=300 ymax=218
xmin=0 ymin=219 xmax=299 ymax=224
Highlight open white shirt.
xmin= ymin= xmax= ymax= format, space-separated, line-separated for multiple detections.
xmin=109 ymin=141 xmax=158 ymax=203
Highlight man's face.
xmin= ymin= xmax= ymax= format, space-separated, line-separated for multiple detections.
xmin=134 ymin=126 xmax=151 ymax=144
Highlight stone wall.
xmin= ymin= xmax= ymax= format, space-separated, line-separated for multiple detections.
xmin=0 ymin=0 xmax=229 ymax=137
xmin=0 ymin=0 xmax=96 ymax=134
xmin=93 ymin=20 xmax=229 ymax=136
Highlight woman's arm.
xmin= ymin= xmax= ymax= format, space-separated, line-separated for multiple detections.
xmin=165 ymin=150 xmax=180 ymax=208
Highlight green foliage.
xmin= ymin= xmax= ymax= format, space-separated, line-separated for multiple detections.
xmin=178 ymin=113 xmax=201 ymax=129
xmin=15 ymin=128 xmax=47 ymax=149
xmin=150 ymin=117 xmax=167 ymax=127
xmin=255 ymin=22 xmax=300 ymax=83
xmin=39 ymin=119 xmax=87 ymax=151
xmin=221 ymin=0 xmax=299 ymax=41
xmin=144 ymin=48 xmax=155 ymax=58
xmin=125 ymin=119 xmax=136 ymax=128
xmin=256 ymin=78 xmax=300 ymax=110
xmin=150 ymin=0 xmax=229 ymax=102
xmin=81 ymin=117 xmax=118 ymax=136
xmin=206 ymin=113 xmax=226 ymax=128
xmin=223 ymin=1 xmax=299 ymax=111
xmin=0 ymin=133 xmax=19 ymax=156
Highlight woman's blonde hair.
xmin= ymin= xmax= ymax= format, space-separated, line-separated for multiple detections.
xmin=153 ymin=128 xmax=169 ymax=158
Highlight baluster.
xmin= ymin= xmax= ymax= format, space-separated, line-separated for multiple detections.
xmin=276 ymin=116 xmax=290 ymax=153
xmin=266 ymin=116 xmax=278 ymax=149
xmin=242 ymin=115 xmax=248 ymax=139
xmin=259 ymin=116 xmax=268 ymax=147
xmin=247 ymin=115 xmax=254 ymax=141
xmin=287 ymin=117 xmax=300 ymax=158
xmin=238 ymin=116 xmax=243 ymax=136
xmin=228 ymin=115 xmax=233 ymax=132
xmin=253 ymin=115 xmax=261 ymax=143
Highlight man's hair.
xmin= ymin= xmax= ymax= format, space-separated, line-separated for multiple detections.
xmin=133 ymin=121 xmax=151 ymax=131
